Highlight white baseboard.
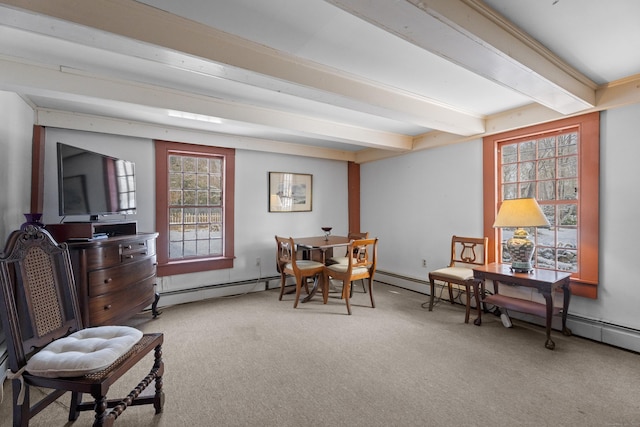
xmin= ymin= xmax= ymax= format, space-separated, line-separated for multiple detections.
xmin=374 ymin=270 xmax=640 ymax=353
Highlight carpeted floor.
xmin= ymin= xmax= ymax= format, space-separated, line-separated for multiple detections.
xmin=1 ymin=282 xmax=639 ymax=426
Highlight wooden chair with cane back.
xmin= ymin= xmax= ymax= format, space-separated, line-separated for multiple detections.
xmin=0 ymin=225 xmax=165 ymax=426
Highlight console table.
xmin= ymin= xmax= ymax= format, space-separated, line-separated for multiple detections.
xmin=473 ymin=263 xmax=572 ymax=350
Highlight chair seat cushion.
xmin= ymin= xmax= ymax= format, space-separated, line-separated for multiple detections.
xmin=326 ymin=264 xmax=369 ymax=274
xmin=327 ymin=256 xmax=348 ymax=265
xmin=429 ymin=266 xmax=474 ymax=281
xmin=26 ymin=326 xmax=143 ymax=378
xmin=286 ymin=260 xmax=324 ymax=270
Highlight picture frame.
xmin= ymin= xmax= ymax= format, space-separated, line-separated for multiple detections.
xmin=269 ymin=172 xmax=312 ymax=212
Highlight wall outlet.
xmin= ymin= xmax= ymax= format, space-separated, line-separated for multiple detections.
xmin=422 ymin=259 xmax=427 ymax=268
xmin=256 ymin=257 xmax=261 ymax=267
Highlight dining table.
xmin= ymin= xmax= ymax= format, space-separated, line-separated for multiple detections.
xmin=294 ymin=235 xmax=351 ymax=302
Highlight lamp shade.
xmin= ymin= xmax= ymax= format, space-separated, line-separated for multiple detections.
xmin=493 ymin=198 xmax=550 ymax=228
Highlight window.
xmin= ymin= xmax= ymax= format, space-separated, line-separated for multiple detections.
xmin=483 ymin=112 xmax=599 ymax=298
xmin=155 ymin=140 xmax=235 ymax=276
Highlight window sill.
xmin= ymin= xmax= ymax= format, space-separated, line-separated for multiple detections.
xmin=157 ymin=257 xmax=234 ymax=277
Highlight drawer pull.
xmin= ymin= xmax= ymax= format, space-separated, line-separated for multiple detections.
xmin=103 ymin=278 xmax=113 ymax=284
xmin=104 ymin=304 xmax=112 ymax=310
xmin=124 ymin=245 xmax=132 ymax=250
xmin=125 ymin=255 xmax=134 ymax=259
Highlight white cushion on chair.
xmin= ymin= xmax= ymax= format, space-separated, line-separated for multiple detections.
xmin=429 ymin=267 xmax=474 ymax=281
xmin=326 ymin=264 xmax=369 ymax=275
xmin=26 ymin=326 xmax=143 ymax=378
xmin=286 ymin=260 xmax=324 ymax=271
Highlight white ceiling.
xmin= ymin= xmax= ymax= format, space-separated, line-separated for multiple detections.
xmin=0 ymin=0 xmax=639 ymax=161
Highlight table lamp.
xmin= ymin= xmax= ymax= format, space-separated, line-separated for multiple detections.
xmin=493 ymin=198 xmax=550 ymax=272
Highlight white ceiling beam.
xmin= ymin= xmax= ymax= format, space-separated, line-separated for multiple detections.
xmin=325 ymin=0 xmax=597 ymax=115
xmin=0 ymin=57 xmax=412 ymax=151
xmin=0 ymin=0 xmax=484 ymax=136
xmin=35 ymin=109 xmax=358 ymax=162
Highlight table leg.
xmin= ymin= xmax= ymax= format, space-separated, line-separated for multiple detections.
xmin=471 ymin=279 xmax=482 ymax=326
xmin=562 ymin=280 xmax=572 ymax=336
xmin=543 ymin=292 xmax=555 ymax=350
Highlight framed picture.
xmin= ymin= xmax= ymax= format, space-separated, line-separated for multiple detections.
xmin=269 ymin=172 xmax=312 ymax=212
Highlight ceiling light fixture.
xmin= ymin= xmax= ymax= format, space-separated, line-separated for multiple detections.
xmin=168 ymin=110 xmax=222 ymax=124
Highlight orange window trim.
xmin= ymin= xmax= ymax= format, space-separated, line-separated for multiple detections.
xmin=154 ymin=140 xmax=235 ymax=277
xmin=483 ymin=112 xmax=599 ymax=298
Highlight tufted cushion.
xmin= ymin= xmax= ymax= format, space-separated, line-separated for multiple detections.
xmin=429 ymin=266 xmax=474 ymax=281
xmin=26 ymin=326 xmax=143 ymax=378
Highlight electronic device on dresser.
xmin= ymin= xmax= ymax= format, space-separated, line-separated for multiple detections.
xmin=57 ymin=142 xmax=137 ymax=220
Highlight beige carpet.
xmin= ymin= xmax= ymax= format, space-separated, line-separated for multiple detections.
xmin=1 ymin=282 xmax=639 ymax=427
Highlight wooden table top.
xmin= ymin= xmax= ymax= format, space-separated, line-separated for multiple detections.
xmin=294 ymin=235 xmax=351 ymax=248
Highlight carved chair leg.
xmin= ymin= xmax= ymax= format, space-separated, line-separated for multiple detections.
xmin=68 ymin=392 xmax=83 ymax=421
xmin=278 ymin=274 xmax=286 ymax=301
xmin=153 ymin=344 xmax=165 ymax=414
xmin=368 ymin=278 xmax=375 ymax=308
xmin=92 ymin=394 xmax=108 ymax=427
xmin=14 ymin=378 xmax=29 ymax=427
xmin=343 ymin=280 xmax=352 ymax=315
xmin=293 ymin=274 xmax=303 ymax=308
xmin=429 ymin=278 xmax=435 ymax=311
xmin=448 ymin=282 xmax=455 ymax=305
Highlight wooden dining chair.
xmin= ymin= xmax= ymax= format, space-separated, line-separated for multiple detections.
xmin=275 ymin=236 xmax=325 ymax=308
xmin=428 ymin=235 xmax=488 ymax=325
xmin=323 ymin=238 xmax=378 ymax=315
xmin=0 ymin=225 xmax=165 ymax=426
xmin=326 ymin=231 xmax=369 ymax=295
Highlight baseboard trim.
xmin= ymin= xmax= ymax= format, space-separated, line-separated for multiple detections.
xmin=158 ymin=276 xmax=280 ymax=307
xmin=374 ymin=270 xmax=640 ymax=353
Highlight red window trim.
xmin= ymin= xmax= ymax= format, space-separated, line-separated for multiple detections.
xmin=483 ymin=112 xmax=599 ymax=298
xmin=154 ymin=140 xmax=235 ymax=277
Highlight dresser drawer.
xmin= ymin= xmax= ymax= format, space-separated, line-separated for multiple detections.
xmin=120 ymin=238 xmax=155 ymax=263
xmin=84 ymin=245 xmax=121 ymax=270
xmin=88 ymin=256 xmax=157 ymax=297
xmin=88 ymin=275 xmax=156 ymax=326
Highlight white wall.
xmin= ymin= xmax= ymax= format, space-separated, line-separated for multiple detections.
xmin=361 ymin=139 xmax=484 ymax=282
xmin=0 ymin=92 xmax=35 ymax=241
xmin=40 ymin=128 xmax=349 ymax=299
xmin=361 ymin=104 xmax=640 ymax=337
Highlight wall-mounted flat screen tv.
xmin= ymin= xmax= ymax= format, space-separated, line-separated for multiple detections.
xmin=57 ymin=143 xmax=137 ymax=220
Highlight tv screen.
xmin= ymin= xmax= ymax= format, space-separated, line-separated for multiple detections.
xmin=57 ymin=143 xmax=137 ymax=219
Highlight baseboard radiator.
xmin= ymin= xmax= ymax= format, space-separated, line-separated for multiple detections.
xmin=375 ymin=270 xmax=640 ymax=353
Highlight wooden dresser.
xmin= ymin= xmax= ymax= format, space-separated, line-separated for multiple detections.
xmin=65 ymin=232 xmax=160 ymax=326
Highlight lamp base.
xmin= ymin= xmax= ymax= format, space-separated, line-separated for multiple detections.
xmin=509 ymin=261 xmax=533 ymax=273
xmin=506 ymin=228 xmax=536 ymax=273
